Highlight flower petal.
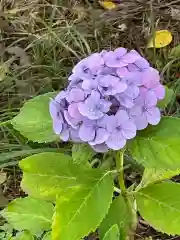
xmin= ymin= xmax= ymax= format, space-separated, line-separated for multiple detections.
xmin=79 ymin=124 xmax=95 ymax=142
xmin=89 ymin=128 xmax=109 ymax=145
xmin=106 ymin=131 xmax=126 ymax=150
xmin=91 ymin=143 xmax=109 ymax=153
xmin=146 ymin=107 xmax=161 ymax=125
xmin=132 ymin=113 xmax=148 ymax=130
xmin=121 ymin=120 xmax=136 ymax=139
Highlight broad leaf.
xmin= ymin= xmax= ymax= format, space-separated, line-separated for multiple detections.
xmin=102 ymin=225 xmax=120 ymax=240
xmin=11 ymin=92 xmax=58 ymax=143
xmin=1 ymin=197 xmax=54 ymax=234
xmin=52 ymin=173 xmax=114 ymax=240
xmin=138 ymin=168 xmax=180 ymax=189
xmin=20 ymin=152 xmax=104 ymax=201
xmin=72 ymin=143 xmax=95 ymax=166
xmin=136 ymin=181 xmax=180 ymax=235
xmin=13 ymin=231 xmax=34 ymax=240
xmin=128 ymin=117 xmax=180 ymax=169
xmin=100 ymin=195 xmax=132 ymax=240
xmin=42 ymin=232 xmax=51 ymax=240
xmin=157 ymin=86 xmax=174 ymax=108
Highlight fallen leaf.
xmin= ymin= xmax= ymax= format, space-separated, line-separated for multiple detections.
xmin=6 ymin=46 xmax=30 ymax=66
xmin=0 ymin=62 xmax=9 ymax=81
xmin=147 ymin=30 xmax=172 ymax=48
xmin=0 ymin=172 xmax=6 ymax=184
xmin=99 ymin=1 xmax=116 ymax=10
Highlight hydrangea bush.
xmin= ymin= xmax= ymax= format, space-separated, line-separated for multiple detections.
xmin=3 ymin=48 xmax=180 ymax=240
xmin=49 ymin=48 xmax=165 ymax=152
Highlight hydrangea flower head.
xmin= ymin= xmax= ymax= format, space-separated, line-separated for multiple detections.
xmin=49 ymin=48 xmax=165 ymax=152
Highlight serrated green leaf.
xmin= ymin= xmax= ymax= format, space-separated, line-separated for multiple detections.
xmin=157 ymin=86 xmax=174 ymax=108
xmin=169 ymin=44 xmax=180 ymax=58
xmin=20 ymin=152 xmax=104 ymax=201
xmin=102 ymin=225 xmax=120 ymax=240
xmin=11 ymin=92 xmax=58 ymax=143
xmin=72 ymin=143 xmax=95 ymax=166
xmin=128 ymin=117 xmax=180 ymax=169
xmin=136 ymin=181 xmax=180 ymax=235
xmin=13 ymin=231 xmax=34 ymax=240
xmin=100 ymin=195 xmax=132 ymax=240
xmin=52 ymin=172 xmax=114 ymax=240
xmin=1 ymin=197 xmax=54 ymax=234
xmin=138 ymin=168 xmax=180 ymax=189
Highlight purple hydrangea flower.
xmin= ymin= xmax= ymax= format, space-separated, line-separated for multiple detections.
xmin=49 ymin=48 xmax=165 ymax=152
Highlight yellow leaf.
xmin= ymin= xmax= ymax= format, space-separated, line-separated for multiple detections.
xmin=147 ymin=30 xmax=172 ymax=48
xmin=99 ymin=1 xmax=116 ymax=10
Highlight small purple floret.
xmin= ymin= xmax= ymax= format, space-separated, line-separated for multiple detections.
xmin=49 ymin=48 xmax=165 ymax=152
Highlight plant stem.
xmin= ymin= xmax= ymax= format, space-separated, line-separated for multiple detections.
xmin=115 ymin=149 xmax=137 ymax=240
xmin=115 ymin=148 xmax=126 ymax=192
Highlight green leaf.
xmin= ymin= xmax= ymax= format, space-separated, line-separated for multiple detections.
xmin=136 ymin=181 xmax=180 ymax=235
xmin=102 ymin=225 xmax=120 ymax=240
xmin=20 ymin=152 xmax=104 ymax=201
xmin=169 ymin=44 xmax=180 ymax=58
xmin=11 ymin=92 xmax=58 ymax=143
xmin=13 ymin=231 xmax=34 ymax=240
xmin=42 ymin=232 xmax=51 ymax=240
xmin=128 ymin=117 xmax=180 ymax=169
xmin=52 ymin=172 xmax=114 ymax=240
xmin=138 ymin=168 xmax=180 ymax=189
xmin=1 ymin=196 xmax=54 ymax=234
xmin=100 ymin=195 xmax=132 ymax=240
xmin=72 ymin=143 xmax=95 ymax=166
xmin=157 ymin=86 xmax=174 ymax=108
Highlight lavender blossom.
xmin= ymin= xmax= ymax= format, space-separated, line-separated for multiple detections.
xmin=49 ymin=48 xmax=165 ymax=152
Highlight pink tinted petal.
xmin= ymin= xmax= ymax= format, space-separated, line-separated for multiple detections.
xmin=145 ymin=91 xmax=157 ymax=107
xmin=146 ymin=107 xmax=161 ymax=125
xmin=142 ymin=68 xmax=160 ymax=89
xmin=122 ymin=50 xmax=141 ymax=64
xmin=133 ymin=113 xmax=148 ymax=130
xmin=91 ymin=143 xmax=109 ymax=153
xmin=66 ymin=88 xmax=85 ymax=103
xmin=89 ymin=128 xmax=109 ymax=146
xmin=79 ymin=124 xmax=95 ymax=142
xmin=128 ymin=64 xmax=140 ymax=72
xmin=114 ymin=47 xmax=127 ymax=57
xmin=134 ymin=58 xmax=150 ymax=69
xmin=68 ymin=103 xmax=82 ymax=120
xmin=153 ymin=84 xmax=165 ymax=100
xmin=78 ymin=102 xmax=89 ymax=117
xmin=116 ymin=67 xmax=129 ymax=77
xmin=106 ymin=131 xmax=126 ymax=150
xmin=121 ymin=120 xmax=136 ymax=139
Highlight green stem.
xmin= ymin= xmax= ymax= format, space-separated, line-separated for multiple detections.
xmin=115 ymin=149 xmax=126 ymax=192
xmin=115 ymin=149 xmax=137 ymax=240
